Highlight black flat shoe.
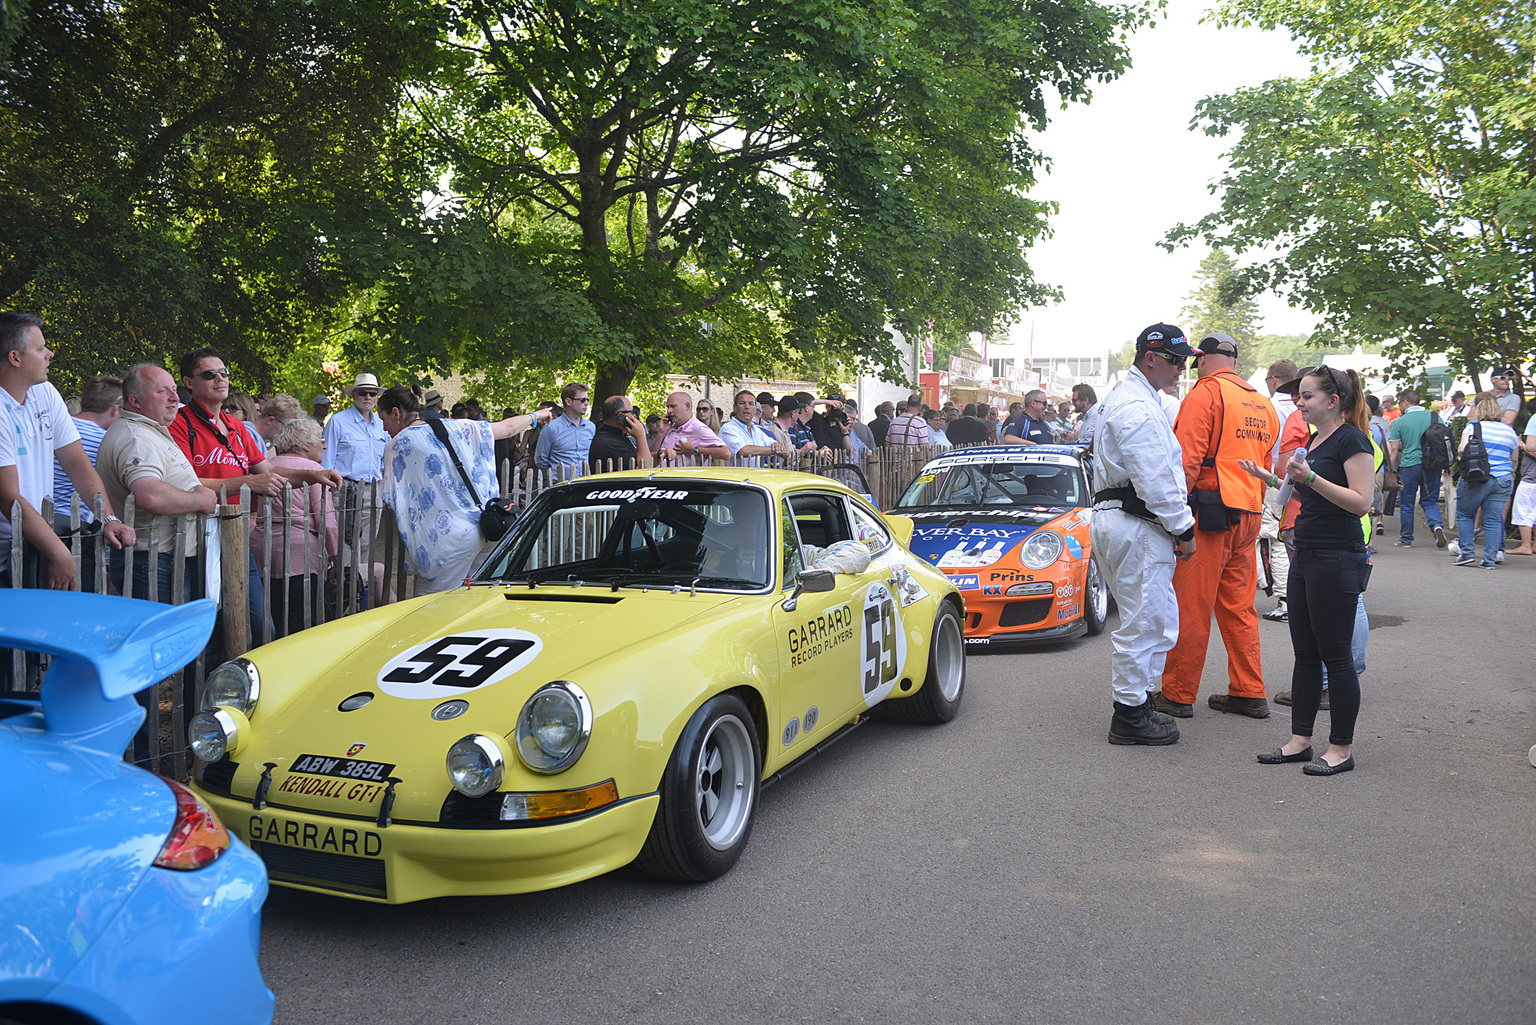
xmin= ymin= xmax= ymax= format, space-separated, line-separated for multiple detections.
xmin=1257 ymin=745 xmax=1314 ymax=764
xmin=1302 ymin=755 xmax=1355 ymax=776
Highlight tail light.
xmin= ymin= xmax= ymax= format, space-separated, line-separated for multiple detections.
xmin=154 ymin=778 xmax=231 ymax=870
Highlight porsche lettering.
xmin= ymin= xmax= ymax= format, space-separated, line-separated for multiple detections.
xmin=249 ymin=814 xmax=383 ymax=857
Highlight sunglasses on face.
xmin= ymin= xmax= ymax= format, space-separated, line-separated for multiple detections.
xmin=1151 ymin=352 xmax=1187 ymax=367
xmin=354 ymin=390 xmax=380 ymax=398
xmin=197 ymin=367 xmax=231 ymax=380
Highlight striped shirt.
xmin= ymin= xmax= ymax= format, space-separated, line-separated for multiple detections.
xmin=1467 ymin=419 xmax=1520 ymax=479
xmin=52 ymin=415 xmax=107 ymax=522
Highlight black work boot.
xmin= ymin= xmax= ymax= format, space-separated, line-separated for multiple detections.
xmin=1109 ymin=699 xmax=1181 ymax=746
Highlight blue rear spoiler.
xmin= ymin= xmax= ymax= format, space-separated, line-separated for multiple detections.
xmin=0 ymin=592 xmax=216 ymax=755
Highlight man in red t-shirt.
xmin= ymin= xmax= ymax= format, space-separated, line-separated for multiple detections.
xmin=171 ymin=347 xmax=340 ymax=499
xmin=171 ymin=347 xmax=341 ymax=643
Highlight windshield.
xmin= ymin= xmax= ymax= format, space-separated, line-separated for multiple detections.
xmin=476 ymin=481 xmax=773 ymax=590
xmin=895 ymin=458 xmax=1086 ymax=510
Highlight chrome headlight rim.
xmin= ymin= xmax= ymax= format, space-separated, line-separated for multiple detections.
xmin=187 ymin=706 xmax=246 ymax=763
xmin=514 ymin=681 xmax=593 ymax=775
xmin=446 ymin=734 xmax=506 ymax=798
xmin=1019 ymin=530 xmax=1063 ymax=570
xmin=200 ymin=657 xmax=260 ymax=715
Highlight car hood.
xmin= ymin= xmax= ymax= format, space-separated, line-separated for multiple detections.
xmin=903 ymin=507 xmax=1086 ymax=572
xmin=228 ymin=586 xmax=742 ymax=818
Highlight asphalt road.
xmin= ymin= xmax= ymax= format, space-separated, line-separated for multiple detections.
xmin=259 ymin=538 xmax=1535 ymax=1024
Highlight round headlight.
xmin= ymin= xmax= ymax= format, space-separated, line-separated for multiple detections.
xmin=201 ymin=658 xmax=260 ymax=715
xmin=514 ymin=682 xmax=593 ymax=774
xmin=1020 ymin=531 xmax=1063 ymax=569
xmin=188 ymin=707 xmax=246 ymax=762
xmin=447 ymin=735 xmax=505 ymax=798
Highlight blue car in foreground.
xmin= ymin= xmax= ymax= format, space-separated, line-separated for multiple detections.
xmin=0 ymin=592 xmax=274 ymax=1025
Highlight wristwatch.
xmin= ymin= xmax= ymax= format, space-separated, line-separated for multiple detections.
xmin=104 ymin=514 xmax=122 ymax=524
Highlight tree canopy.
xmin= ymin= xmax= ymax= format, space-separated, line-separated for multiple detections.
xmin=1167 ymin=0 xmax=1536 ymax=393
xmin=356 ymin=0 xmax=1153 ymax=401
xmin=0 ymin=0 xmax=437 ymax=393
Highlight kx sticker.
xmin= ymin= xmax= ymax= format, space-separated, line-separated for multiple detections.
xmin=861 ymin=582 xmax=906 ymax=706
xmin=377 ymin=630 xmax=543 ymax=700
xmin=249 ymin=815 xmax=382 ymax=857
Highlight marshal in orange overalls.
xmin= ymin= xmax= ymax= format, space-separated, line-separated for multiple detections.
xmin=1161 ymin=369 xmax=1279 ymax=705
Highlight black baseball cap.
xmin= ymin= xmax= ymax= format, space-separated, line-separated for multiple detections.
xmin=1197 ymin=332 xmax=1239 ymax=358
xmin=1135 ymin=322 xmax=1196 ymax=358
xmin=1491 ymin=366 xmax=1515 ymax=378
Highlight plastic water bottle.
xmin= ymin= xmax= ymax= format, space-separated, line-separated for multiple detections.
xmin=1277 ymin=448 xmax=1307 ymax=507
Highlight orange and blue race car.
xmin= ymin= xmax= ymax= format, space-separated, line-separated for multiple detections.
xmin=893 ymin=445 xmax=1109 ymax=647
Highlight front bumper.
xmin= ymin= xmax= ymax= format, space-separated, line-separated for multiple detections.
xmin=195 ymin=786 xmax=658 ymax=904
xmin=962 ymin=617 xmax=1087 ymax=647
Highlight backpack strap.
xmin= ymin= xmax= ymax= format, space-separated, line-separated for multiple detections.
xmin=427 ymin=417 xmax=483 ymax=506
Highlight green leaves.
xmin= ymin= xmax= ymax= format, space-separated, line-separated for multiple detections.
xmin=1173 ymin=0 xmax=1536 ymax=386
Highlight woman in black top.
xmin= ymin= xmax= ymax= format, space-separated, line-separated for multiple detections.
xmin=1238 ymin=367 xmax=1375 ymax=775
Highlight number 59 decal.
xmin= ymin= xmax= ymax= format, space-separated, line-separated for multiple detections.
xmin=377 ymin=630 xmax=544 ymax=700
xmin=861 ymin=583 xmax=907 ymax=706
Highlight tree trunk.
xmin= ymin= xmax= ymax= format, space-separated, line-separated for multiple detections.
xmin=594 ymin=357 xmax=639 ymax=407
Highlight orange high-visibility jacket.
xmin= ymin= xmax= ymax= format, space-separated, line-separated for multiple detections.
xmin=1174 ymin=369 xmax=1279 ymax=514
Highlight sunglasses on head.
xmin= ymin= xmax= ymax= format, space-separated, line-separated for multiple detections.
xmin=196 ymin=367 xmax=231 ymax=380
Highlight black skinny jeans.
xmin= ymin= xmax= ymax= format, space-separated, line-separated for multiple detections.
xmin=1287 ymin=546 xmax=1371 ymax=745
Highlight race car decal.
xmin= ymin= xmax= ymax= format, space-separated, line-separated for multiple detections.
xmin=913 ymin=524 xmax=1035 ymax=568
xmin=804 ymin=705 xmax=819 ymax=732
xmin=1063 ymin=534 xmax=1084 ymax=559
xmin=861 ymin=582 xmax=907 ymax=706
xmin=890 ymin=564 xmax=928 ymax=606
xmin=946 ymin=573 xmax=980 ymax=591
xmin=274 ymin=775 xmax=390 ymax=804
xmin=582 ymin=485 xmax=691 ymax=501
xmin=249 ymin=814 xmax=383 ymax=856
xmin=787 ymin=603 xmax=854 ymax=668
xmin=782 ymin=717 xmax=800 ymax=746
xmin=377 ymin=629 xmax=543 ymax=700
xmin=1056 ymin=604 xmax=1081 ymax=620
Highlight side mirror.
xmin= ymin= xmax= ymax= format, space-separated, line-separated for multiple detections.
xmin=798 ymin=568 xmax=836 ymax=593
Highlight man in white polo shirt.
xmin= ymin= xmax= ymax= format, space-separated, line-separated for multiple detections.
xmin=719 ymin=390 xmax=786 ymax=467
xmin=0 ymin=313 xmax=134 ymax=590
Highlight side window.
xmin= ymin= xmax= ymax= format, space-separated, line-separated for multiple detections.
xmin=788 ymin=492 xmax=855 ymax=549
xmin=849 ymin=501 xmax=892 ymax=554
xmin=781 ymin=498 xmax=803 ymax=588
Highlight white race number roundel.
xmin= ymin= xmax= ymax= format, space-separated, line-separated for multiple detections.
xmin=860 ymin=583 xmax=906 ymax=707
xmin=377 ymin=630 xmax=543 ymax=700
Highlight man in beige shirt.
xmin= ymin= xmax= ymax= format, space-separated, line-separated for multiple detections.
xmin=98 ymin=363 xmax=219 ymax=602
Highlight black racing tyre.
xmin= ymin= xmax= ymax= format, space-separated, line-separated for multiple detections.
xmin=1083 ymin=556 xmax=1109 ymax=636
xmin=636 ymin=692 xmax=761 ymax=881
xmin=877 ymin=601 xmax=965 ymax=724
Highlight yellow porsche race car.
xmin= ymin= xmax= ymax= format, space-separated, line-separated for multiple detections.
xmin=189 ymin=469 xmax=963 ymax=903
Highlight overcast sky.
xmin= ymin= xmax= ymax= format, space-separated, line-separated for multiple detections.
xmin=995 ymin=0 xmax=1315 ymax=360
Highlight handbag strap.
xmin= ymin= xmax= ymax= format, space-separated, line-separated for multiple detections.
xmin=426 ymin=417 xmax=483 ymax=506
